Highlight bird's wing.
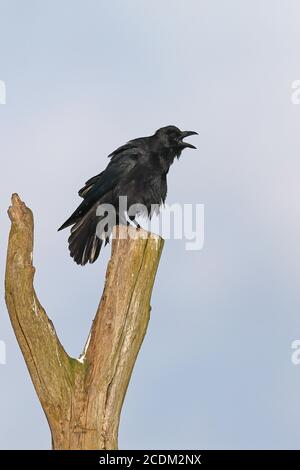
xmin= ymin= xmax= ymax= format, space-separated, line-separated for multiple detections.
xmin=58 ymin=146 xmax=143 ymax=231
xmin=107 ymin=141 xmax=138 ymax=160
xmin=78 ymin=145 xmax=142 ymax=198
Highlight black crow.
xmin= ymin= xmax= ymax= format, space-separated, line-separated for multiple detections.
xmin=58 ymin=125 xmax=198 ymax=265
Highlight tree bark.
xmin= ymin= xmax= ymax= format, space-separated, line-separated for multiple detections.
xmin=5 ymin=194 xmax=164 ymax=450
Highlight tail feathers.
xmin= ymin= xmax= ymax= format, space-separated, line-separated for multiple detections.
xmin=58 ymin=212 xmax=81 ymax=232
xmin=58 ymin=219 xmax=74 ymax=232
xmin=58 ymin=198 xmax=93 ymax=232
xmin=68 ymin=210 xmax=106 ymax=265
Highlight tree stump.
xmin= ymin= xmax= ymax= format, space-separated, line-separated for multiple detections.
xmin=5 ymin=194 xmax=164 ymax=449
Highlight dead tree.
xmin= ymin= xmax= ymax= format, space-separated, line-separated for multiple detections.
xmin=5 ymin=194 xmax=164 ymax=450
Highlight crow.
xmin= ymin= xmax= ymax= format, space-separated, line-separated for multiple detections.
xmin=58 ymin=125 xmax=198 ymax=265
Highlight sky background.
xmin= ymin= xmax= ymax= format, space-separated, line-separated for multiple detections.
xmin=1 ymin=0 xmax=300 ymax=450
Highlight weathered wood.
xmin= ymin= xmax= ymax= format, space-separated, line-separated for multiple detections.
xmin=5 ymin=194 xmax=164 ymax=449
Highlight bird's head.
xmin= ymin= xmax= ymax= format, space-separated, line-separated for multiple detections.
xmin=154 ymin=125 xmax=198 ymax=155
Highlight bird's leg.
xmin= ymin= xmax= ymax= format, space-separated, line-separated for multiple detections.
xmin=128 ymin=215 xmax=141 ymax=230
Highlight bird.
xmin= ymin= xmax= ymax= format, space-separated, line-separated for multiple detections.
xmin=58 ymin=125 xmax=198 ymax=265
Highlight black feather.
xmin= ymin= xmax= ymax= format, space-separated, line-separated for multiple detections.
xmin=58 ymin=125 xmax=197 ymax=265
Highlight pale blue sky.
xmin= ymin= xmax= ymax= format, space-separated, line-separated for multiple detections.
xmin=0 ymin=0 xmax=300 ymax=449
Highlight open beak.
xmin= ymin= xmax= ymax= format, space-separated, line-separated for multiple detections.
xmin=179 ymin=130 xmax=198 ymax=149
